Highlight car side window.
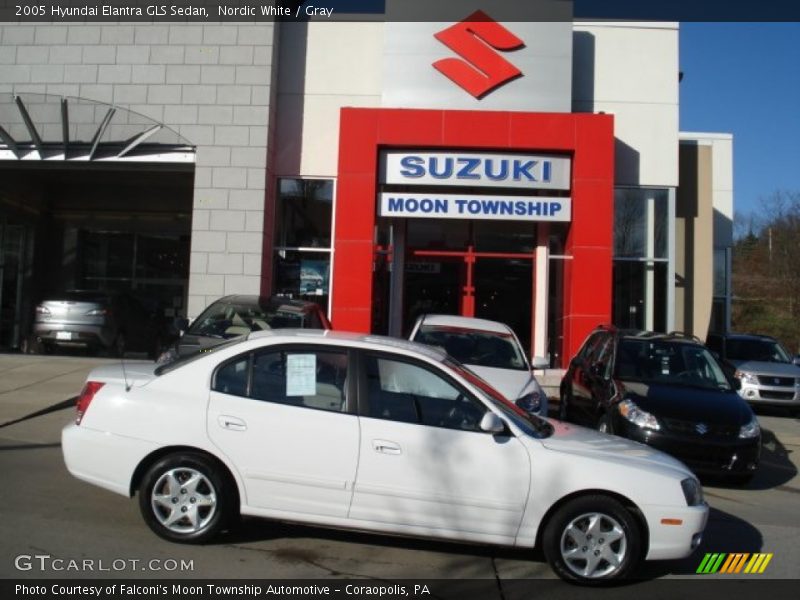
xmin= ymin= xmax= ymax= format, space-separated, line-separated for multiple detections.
xmin=250 ymin=348 xmax=348 ymax=413
xmin=364 ymin=354 xmax=486 ymax=432
xmin=213 ymin=356 xmax=250 ymax=397
xmin=578 ymin=332 xmax=605 ymax=362
xmin=593 ymin=336 xmax=614 ymax=377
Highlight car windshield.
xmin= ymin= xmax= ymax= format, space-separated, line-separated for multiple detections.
xmin=188 ymin=301 xmax=306 ymax=338
xmin=445 ymin=358 xmax=553 ymax=438
xmin=614 ymin=339 xmax=732 ymax=391
xmin=726 ymin=338 xmax=792 ymax=364
xmin=415 ymin=325 xmax=528 ymax=371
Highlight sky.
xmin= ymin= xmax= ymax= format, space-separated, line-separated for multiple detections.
xmin=678 ymin=23 xmax=800 ymax=218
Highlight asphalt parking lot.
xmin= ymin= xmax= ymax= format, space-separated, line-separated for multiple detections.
xmin=0 ymin=353 xmax=798 ymax=595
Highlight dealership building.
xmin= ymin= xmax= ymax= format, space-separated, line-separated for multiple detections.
xmin=0 ymin=2 xmax=733 ymax=366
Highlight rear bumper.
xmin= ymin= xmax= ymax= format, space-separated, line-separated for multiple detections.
xmin=62 ymin=422 xmax=157 ymax=497
xmin=34 ymin=323 xmax=114 ymax=348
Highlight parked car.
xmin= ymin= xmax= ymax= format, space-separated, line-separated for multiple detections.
xmin=409 ymin=314 xmax=549 ymax=417
xmin=157 ymin=295 xmax=330 ymax=364
xmin=560 ymin=326 xmax=761 ymax=484
xmin=706 ymin=332 xmax=800 ymax=414
xmin=31 ymin=290 xmax=167 ymax=358
xmin=63 ymin=330 xmax=707 ymax=584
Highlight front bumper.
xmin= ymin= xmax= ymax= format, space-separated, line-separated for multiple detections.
xmin=738 ymin=381 xmax=800 ymax=407
xmin=612 ymin=416 xmax=761 ymax=477
xmin=643 ymin=501 xmax=709 ymax=560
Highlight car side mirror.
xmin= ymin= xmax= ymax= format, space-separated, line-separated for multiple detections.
xmin=794 ymin=355 xmax=800 ymax=367
xmin=479 ymin=412 xmax=507 ymax=435
xmin=173 ymin=317 xmax=189 ymax=333
xmin=531 ymin=356 xmax=549 ymax=370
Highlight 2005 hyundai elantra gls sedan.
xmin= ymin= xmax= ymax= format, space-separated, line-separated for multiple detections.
xmin=63 ymin=330 xmax=708 ymax=584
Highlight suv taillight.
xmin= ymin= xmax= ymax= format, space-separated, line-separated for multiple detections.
xmin=76 ymin=381 xmax=105 ymax=425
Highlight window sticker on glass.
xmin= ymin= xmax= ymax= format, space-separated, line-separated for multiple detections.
xmin=286 ymin=354 xmax=317 ymax=396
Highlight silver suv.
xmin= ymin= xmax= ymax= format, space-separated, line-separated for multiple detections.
xmin=707 ymin=332 xmax=800 ymax=414
xmin=31 ymin=290 xmax=165 ymax=357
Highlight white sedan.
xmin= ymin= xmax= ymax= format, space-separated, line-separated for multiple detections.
xmin=63 ymin=330 xmax=707 ymax=584
xmin=409 ymin=314 xmax=549 ymax=416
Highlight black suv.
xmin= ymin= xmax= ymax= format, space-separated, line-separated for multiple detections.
xmin=559 ymin=326 xmax=761 ymax=483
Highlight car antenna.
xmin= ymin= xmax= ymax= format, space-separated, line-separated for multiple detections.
xmin=120 ymin=351 xmax=132 ymax=392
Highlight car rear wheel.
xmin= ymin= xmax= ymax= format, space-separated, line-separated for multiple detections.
xmin=543 ymin=495 xmax=642 ymax=584
xmin=138 ymin=452 xmax=232 ymax=544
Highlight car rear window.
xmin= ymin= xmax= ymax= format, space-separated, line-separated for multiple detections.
xmin=154 ymin=337 xmax=246 ymax=376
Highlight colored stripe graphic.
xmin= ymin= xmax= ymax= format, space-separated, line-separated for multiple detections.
xmin=697 ymin=553 xmax=773 ymax=574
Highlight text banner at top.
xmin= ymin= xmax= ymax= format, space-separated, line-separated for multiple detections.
xmin=3 ymin=1 xmax=800 ymax=22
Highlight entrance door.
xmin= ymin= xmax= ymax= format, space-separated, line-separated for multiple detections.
xmin=0 ymin=224 xmax=25 ymax=350
xmin=402 ymin=247 xmax=535 ymax=353
xmin=474 ymin=257 xmax=534 ymax=352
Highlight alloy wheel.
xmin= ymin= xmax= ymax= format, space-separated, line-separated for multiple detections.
xmin=559 ymin=511 xmax=628 ymax=579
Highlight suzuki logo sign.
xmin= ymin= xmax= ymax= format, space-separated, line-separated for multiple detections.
xmin=433 ymin=10 xmax=525 ymax=98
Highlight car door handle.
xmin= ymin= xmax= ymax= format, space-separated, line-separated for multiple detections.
xmin=372 ymin=439 xmax=401 ymax=455
xmin=218 ymin=415 xmax=247 ymax=432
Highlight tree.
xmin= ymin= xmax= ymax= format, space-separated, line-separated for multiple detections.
xmin=731 ymin=190 xmax=800 ymax=353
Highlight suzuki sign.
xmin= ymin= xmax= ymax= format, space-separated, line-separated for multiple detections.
xmin=381 ymin=151 xmax=571 ymax=191
xmin=382 ymin=0 xmax=572 ymax=111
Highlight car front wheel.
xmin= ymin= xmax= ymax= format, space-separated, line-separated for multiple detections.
xmin=543 ymin=495 xmax=642 ymax=584
xmin=138 ymin=452 xmax=231 ymax=543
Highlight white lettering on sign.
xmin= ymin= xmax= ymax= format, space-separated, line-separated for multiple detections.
xmin=379 ymin=193 xmax=571 ymax=222
xmin=381 ymin=151 xmax=571 ymax=190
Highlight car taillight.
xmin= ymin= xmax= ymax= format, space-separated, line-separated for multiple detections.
xmin=76 ymin=381 xmax=105 ymax=425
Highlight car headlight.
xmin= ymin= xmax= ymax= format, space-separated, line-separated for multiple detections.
xmin=515 ymin=392 xmax=542 ymax=415
xmin=681 ymin=477 xmax=704 ymax=507
xmin=734 ymin=370 xmax=758 ymax=385
xmin=739 ymin=416 xmax=761 ymax=439
xmin=618 ymin=398 xmax=660 ymax=431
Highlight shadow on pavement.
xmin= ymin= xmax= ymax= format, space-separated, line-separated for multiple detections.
xmin=641 ymin=506 xmax=763 ymax=578
xmin=0 ymin=396 xmax=76 ymax=429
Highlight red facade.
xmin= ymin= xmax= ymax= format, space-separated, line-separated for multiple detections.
xmin=331 ymin=107 xmax=614 ymax=366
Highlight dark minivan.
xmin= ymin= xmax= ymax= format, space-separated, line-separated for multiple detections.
xmin=559 ymin=326 xmax=761 ymax=484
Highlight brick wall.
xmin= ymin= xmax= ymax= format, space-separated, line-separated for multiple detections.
xmin=0 ymin=22 xmax=277 ymax=318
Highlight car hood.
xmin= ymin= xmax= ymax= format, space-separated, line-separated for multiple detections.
xmin=87 ymin=362 xmax=158 ymax=388
xmin=619 ymin=380 xmax=751 ymax=425
xmin=465 ymin=365 xmax=533 ymax=399
xmin=541 ymin=419 xmax=690 ymax=475
xmin=728 ymin=359 xmax=800 ymax=377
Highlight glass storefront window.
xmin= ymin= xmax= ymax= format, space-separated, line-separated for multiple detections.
xmin=275 ymin=178 xmax=334 ymax=248
xmin=273 ymin=177 xmax=334 ymax=313
xmin=614 ymin=188 xmax=668 ymax=259
xmin=612 ymin=187 xmax=671 ymax=333
xmin=273 ymin=250 xmax=330 ymax=307
xmin=612 ymin=261 xmax=667 ymax=332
